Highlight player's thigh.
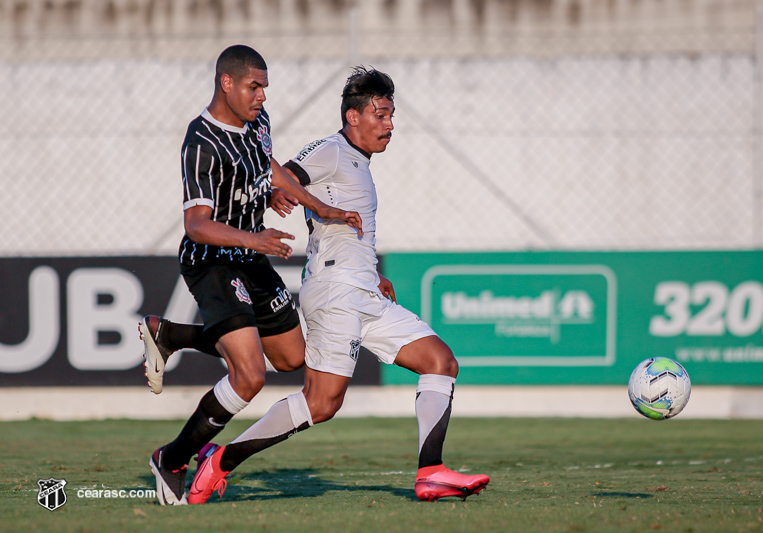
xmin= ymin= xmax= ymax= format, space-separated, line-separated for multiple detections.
xmin=393 ymin=334 xmax=458 ymax=378
xmin=299 ymin=281 xmax=364 ymax=379
xmin=260 ymin=325 xmax=305 ymax=372
xmin=362 ymin=300 xmax=458 ymax=377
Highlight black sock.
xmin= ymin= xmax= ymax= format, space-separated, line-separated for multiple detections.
xmin=163 ymin=389 xmax=233 ymax=470
xmin=163 ymin=322 xmax=221 ymax=358
xmin=221 ymin=421 xmax=310 ymax=472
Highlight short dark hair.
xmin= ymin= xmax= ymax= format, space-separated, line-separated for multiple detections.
xmin=340 ymin=66 xmax=395 ymax=126
xmin=215 ymin=45 xmax=267 ymax=86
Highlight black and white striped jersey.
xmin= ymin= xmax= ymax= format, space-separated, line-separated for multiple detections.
xmin=179 ymin=108 xmax=274 ymax=266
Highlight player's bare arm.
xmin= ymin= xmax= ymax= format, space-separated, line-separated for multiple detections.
xmin=184 ymin=205 xmax=294 ymax=259
xmin=269 ymin=187 xmax=299 ymax=218
xmin=271 ymin=158 xmax=364 ymax=237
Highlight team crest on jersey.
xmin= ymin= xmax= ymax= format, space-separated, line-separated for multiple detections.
xmin=231 ymin=278 xmax=252 ymax=305
xmin=37 ymin=478 xmax=67 ymax=511
xmin=349 ymin=339 xmax=361 ymax=361
xmin=256 ymin=125 xmax=272 ymax=157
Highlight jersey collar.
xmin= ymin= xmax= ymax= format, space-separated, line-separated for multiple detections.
xmin=202 ymin=108 xmax=250 ymax=134
xmin=340 ymin=131 xmax=372 ymax=160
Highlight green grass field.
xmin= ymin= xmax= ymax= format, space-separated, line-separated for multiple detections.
xmin=2 ymin=417 xmax=761 ymax=532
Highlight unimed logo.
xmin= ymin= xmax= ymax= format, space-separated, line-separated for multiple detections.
xmin=421 ymin=264 xmax=617 ymax=367
xmin=441 ymin=290 xmax=594 ymax=331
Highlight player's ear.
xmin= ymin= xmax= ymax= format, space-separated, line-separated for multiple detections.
xmin=346 ymin=108 xmax=360 ymax=126
xmin=220 ymin=73 xmax=234 ymax=94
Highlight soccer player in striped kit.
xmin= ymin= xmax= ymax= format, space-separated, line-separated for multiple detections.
xmin=185 ymin=66 xmax=490 ymax=503
xmin=145 ymin=45 xmax=363 ymax=506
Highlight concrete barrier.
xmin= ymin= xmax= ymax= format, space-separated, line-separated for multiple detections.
xmin=1 ymin=386 xmax=761 ymax=420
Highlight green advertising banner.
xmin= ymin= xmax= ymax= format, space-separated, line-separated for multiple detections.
xmin=382 ymin=251 xmax=763 ymax=385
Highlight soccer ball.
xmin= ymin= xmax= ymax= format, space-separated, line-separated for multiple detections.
xmin=628 ymin=357 xmax=691 ymax=420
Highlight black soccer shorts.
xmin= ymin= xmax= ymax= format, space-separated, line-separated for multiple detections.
xmin=180 ymin=254 xmax=301 ymax=342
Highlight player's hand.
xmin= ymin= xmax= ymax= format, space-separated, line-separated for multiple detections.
xmin=378 ymin=274 xmax=396 ymax=303
xmin=317 ymin=206 xmax=364 ymax=238
xmin=247 ymin=228 xmax=295 ymax=259
xmin=269 ymin=187 xmax=299 ymax=218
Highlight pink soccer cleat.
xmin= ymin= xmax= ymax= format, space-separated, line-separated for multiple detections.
xmin=414 ymin=464 xmax=490 ymax=502
xmin=189 ymin=444 xmax=230 ymax=504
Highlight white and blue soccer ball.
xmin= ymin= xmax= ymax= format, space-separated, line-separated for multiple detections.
xmin=628 ymin=357 xmax=691 ymax=420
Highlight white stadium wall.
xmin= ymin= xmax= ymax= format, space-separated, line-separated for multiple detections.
xmin=0 ymin=55 xmax=758 ymax=254
xmin=0 ymin=0 xmax=760 ymax=255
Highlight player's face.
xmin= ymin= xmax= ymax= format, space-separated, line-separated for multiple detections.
xmin=224 ymin=67 xmax=268 ymax=126
xmin=355 ymin=97 xmax=395 ymax=154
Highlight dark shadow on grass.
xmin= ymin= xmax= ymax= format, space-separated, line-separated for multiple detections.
xmin=139 ymin=468 xmax=417 ymax=504
xmin=227 ymin=468 xmax=416 ymax=502
xmin=591 ymin=492 xmax=653 ymax=499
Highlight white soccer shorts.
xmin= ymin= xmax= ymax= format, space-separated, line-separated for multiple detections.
xmin=299 ymin=280 xmax=438 ymax=378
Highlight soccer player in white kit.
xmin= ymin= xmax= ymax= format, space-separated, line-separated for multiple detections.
xmin=187 ymin=67 xmax=490 ymax=503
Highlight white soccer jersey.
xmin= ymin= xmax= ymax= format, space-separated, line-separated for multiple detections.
xmin=283 ymin=132 xmax=380 ymax=292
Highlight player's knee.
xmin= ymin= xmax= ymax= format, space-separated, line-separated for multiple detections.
xmin=271 ymin=357 xmax=305 ymax=373
xmin=232 ymin=371 xmax=266 ymax=402
xmin=431 ymin=346 xmax=459 ymax=378
xmin=309 ymin=398 xmax=344 ymax=424
xmin=438 ymin=354 xmax=459 ymax=378
xmin=445 ymin=354 xmax=459 ymax=378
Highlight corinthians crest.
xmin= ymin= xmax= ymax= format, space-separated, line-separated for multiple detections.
xmin=37 ymin=478 xmax=67 ymax=511
xmin=231 ymin=278 xmax=252 ymax=305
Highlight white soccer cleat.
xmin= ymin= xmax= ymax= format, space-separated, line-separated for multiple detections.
xmin=138 ymin=316 xmax=174 ymax=394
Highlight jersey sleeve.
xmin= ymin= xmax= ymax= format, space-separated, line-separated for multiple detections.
xmin=181 ymin=143 xmax=218 ymax=210
xmin=283 ymin=139 xmax=338 ymax=187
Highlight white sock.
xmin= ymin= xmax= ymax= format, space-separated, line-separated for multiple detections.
xmin=230 ymin=392 xmax=313 ymax=444
xmin=415 ymin=374 xmax=456 ymax=463
xmin=213 ymin=375 xmax=249 ymax=415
